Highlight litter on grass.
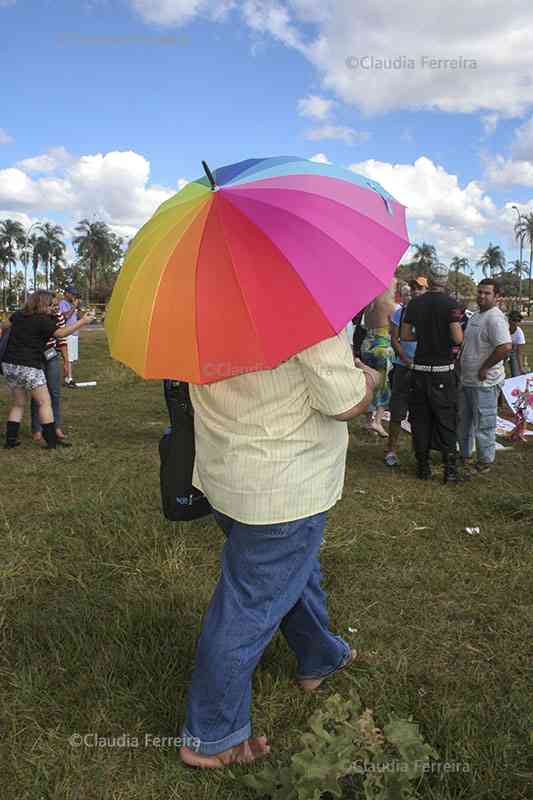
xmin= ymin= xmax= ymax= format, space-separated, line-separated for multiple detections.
xmin=464 ymin=527 xmax=480 ymax=535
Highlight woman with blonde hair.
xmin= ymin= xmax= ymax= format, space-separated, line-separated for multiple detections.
xmin=0 ymin=290 xmax=94 ymax=449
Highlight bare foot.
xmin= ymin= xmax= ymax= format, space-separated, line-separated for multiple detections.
xmin=179 ymin=736 xmax=270 ymax=769
xmin=32 ymin=432 xmax=44 ymax=444
xmin=55 ymin=428 xmax=66 ymax=440
xmin=366 ymin=423 xmax=388 ymax=438
xmin=297 ymin=649 xmax=358 ymax=692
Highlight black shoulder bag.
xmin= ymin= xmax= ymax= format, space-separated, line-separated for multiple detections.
xmin=159 ymin=380 xmax=212 ymax=522
xmin=0 ymin=328 xmax=11 ymax=374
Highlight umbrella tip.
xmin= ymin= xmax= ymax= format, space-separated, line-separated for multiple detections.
xmin=201 ymin=160 xmax=217 ymax=191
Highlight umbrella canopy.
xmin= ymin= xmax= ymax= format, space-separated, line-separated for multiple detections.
xmin=105 ymin=156 xmax=409 ymax=383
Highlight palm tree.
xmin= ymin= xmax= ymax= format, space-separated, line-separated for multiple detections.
xmin=509 ymin=258 xmax=527 ymax=303
xmin=450 ymin=256 xmax=470 ymax=299
xmin=35 ymin=223 xmax=65 ymax=290
xmin=73 ymin=219 xmax=116 ymax=300
xmin=477 ymin=243 xmax=506 ymax=279
xmin=0 ymin=219 xmax=25 ymax=305
xmin=11 ymin=271 xmax=25 ymax=306
xmin=514 ymin=213 xmax=533 ymax=314
xmin=0 ymin=243 xmax=16 ymax=309
xmin=29 ymin=233 xmax=44 ymax=291
xmin=50 ymin=245 xmax=67 ymax=290
xmin=0 ymin=259 xmax=6 ymax=309
xmin=19 ymin=239 xmax=32 ymax=299
xmin=411 ymin=242 xmax=437 ymax=278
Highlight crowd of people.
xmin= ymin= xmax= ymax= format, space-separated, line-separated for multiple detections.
xmin=1 ymin=268 xmax=529 ymax=769
xmin=0 ymin=287 xmax=94 ymax=450
xmin=353 ymin=263 xmax=527 ymax=481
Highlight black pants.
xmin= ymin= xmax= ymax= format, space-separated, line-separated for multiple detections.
xmin=408 ymin=370 xmax=458 ymax=462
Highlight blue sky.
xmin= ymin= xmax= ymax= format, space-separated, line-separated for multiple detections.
xmin=2 ymin=0 xmax=533 ymax=275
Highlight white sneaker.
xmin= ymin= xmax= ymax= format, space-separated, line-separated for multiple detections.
xmin=384 ymin=451 xmax=400 ymax=467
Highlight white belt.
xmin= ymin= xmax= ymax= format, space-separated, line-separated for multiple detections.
xmin=412 ymin=363 xmax=455 ymax=373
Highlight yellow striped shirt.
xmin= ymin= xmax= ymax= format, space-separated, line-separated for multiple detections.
xmin=190 ymin=331 xmax=366 ymax=524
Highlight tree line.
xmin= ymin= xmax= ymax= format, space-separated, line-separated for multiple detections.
xmin=398 ymin=213 xmax=533 ymax=315
xmin=0 ymin=218 xmax=125 ymax=309
xmin=2 ymin=212 xmax=533 ymax=314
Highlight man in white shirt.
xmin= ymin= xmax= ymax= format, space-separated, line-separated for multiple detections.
xmin=179 ymin=332 xmax=379 ymax=768
xmin=458 ymin=279 xmax=512 ymax=474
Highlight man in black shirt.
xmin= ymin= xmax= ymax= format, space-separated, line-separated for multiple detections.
xmin=401 ymin=263 xmax=464 ymax=483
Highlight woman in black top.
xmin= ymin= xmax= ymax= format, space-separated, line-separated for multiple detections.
xmin=0 ymin=290 xmax=94 ymax=449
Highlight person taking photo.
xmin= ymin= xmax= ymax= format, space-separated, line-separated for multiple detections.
xmin=1 ymin=290 xmax=95 ymax=450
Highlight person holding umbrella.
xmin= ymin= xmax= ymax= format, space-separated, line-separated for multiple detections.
xmin=105 ymin=156 xmax=410 ymax=767
xmin=179 ymin=334 xmax=380 ymax=767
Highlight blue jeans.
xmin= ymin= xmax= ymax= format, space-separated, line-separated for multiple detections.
xmin=181 ymin=510 xmax=350 ymax=756
xmin=458 ymin=385 xmax=499 ymax=464
xmin=509 ymin=351 xmax=521 ymax=378
xmin=31 ymin=355 xmax=62 ymax=432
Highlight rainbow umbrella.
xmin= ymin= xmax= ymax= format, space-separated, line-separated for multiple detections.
xmin=105 ymin=156 xmax=409 ymax=383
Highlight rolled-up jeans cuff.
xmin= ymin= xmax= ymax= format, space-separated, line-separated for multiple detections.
xmin=180 ymin=721 xmax=251 ymax=756
xmin=295 ymin=638 xmax=351 ymax=681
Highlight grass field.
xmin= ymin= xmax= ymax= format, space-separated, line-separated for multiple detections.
xmin=1 ymin=329 xmax=532 ymax=800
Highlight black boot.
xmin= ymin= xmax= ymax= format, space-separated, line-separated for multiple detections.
xmin=443 ymin=453 xmax=468 ymax=484
xmin=42 ymin=422 xmax=58 ymax=450
xmin=415 ymin=452 xmax=432 ymax=480
xmin=4 ymin=420 xmax=21 ymax=449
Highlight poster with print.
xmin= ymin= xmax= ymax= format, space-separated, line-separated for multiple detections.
xmin=501 ymin=373 xmax=533 ymax=424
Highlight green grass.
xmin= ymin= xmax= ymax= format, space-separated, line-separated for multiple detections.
xmin=1 ymin=330 xmax=532 ymax=800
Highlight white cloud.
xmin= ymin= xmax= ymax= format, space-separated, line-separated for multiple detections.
xmin=485 ymin=156 xmax=533 ymax=188
xmin=350 ymin=156 xmax=495 ymax=228
xmin=484 ymin=115 xmax=533 ymax=187
xmin=131 ymin=0 xmax=234 ymax=25
xmin=297 ymin=94 xmax=334 ymax=120
xmin=309 ymin=152 xmax=331 ymax=163
xmin=305 ymin=124 xmax=369 ymax=145
xmin=66 ymin=151 xmax=174 ymax=226
xmin=349 ymin=156 xmax=497 ymax=262
xmin=0 ymin=169 xmax=42 ymax=207
xmin=305 ymin=1 xmax=533 ymax=116
xmin=107 ymin=224 xmax=140 ymax=242
xmin=0 ymin=150 xmax=176 ymax=232
xmin=241 ymin=0 xmax=305 ymax=50
xmin=177 ymin=177 xmax=189 ymax=189
xmin=130 ymin=0 xmax=533 ymax=117
xmin=0 ymin=211 xmax=34 ymax=228
xmin=0 ymin=128 xmax=14 ymax=145
xmin=16 ymin=147 xmax=74 ymax=174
